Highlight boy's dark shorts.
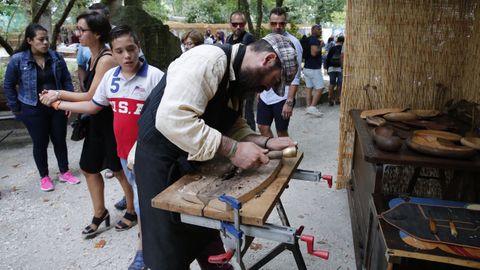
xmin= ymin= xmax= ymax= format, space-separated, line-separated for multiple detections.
xmin=256 ymin=99 xmax=290 ymax=132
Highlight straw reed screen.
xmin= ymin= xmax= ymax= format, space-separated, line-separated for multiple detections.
xmin=337 ymin=0 xmax=480 ymax=188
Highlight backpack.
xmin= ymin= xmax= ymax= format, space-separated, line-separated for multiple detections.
xmin=330 ymin=45 xmax=342 ymax=67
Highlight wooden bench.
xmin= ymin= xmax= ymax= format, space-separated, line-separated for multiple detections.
xmin=0 ymin=112 xmax=15 ymax=121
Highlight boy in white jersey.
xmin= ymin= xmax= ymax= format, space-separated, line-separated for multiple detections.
xmin=41 ymin=25 xmax=164 ymax=270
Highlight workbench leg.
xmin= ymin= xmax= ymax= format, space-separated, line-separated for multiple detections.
xmin=276 ymin=199 xmax=291 ymax=227
xmin=249 ymin=242 xmax=307 ymax=270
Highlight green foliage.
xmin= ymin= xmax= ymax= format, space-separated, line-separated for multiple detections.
xmin=284 ymin=0 xmax=345 ymax=24
xmin=143 ymin=0 xmax=170 ymax=21
xmin=0 ymin=60 xmax=6 ymax=86
xmin=183 ymin=0 xmax=235 ymax=23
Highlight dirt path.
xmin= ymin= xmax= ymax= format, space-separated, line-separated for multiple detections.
xmin=0 ymin=105 xmax=354 ymax=270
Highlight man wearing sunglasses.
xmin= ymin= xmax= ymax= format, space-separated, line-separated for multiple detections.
xmin=226 ymin=10 xmax=257 ymax=131
xmin=257 ymin=7 xmax=303 ymax=137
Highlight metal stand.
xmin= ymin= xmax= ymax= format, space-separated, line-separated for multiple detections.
xmin=181 ymin=198 xmax=328 ymax=269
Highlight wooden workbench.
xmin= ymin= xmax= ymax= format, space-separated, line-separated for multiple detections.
xmin=151 ymin=153 xmax=303 ymax=226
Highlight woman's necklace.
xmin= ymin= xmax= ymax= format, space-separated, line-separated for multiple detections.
xmin=33 ymin=55 xmax=45 ymax=69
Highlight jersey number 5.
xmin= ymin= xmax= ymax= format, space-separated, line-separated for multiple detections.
xmin=110 ymin=77 xmax=121 ymax=93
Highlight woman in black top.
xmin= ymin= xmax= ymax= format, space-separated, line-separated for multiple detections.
xmin=3 ymin=23 xmax=79 ymax=191
xmin=40 ymin=11 xmax=136 ymax=238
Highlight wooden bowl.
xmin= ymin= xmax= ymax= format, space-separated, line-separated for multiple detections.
xmin=371 ymin=127 xmax=402 ymax=152
xmin=366 ymin=116 xmax=387 ymax=127
xmin=408 ymin=109 xmax=441 ymax=119
xmin=360 ymin=108 xmax=405 ymax=119
xmin=383 ymin=112 xmax=417 ymax=122
xmin=413 ymin=130 xmax=462 ymax=142
xmin=460 ymin=137 xmax=480 ymax=150
xmin=407 ymin=134 xmax=476 ymax=159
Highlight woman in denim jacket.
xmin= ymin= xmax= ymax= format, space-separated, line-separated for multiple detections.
xmin=3 ymin=23 xmax=80 ymax=191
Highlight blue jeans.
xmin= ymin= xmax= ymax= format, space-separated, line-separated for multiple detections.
xmin=120 ymin=159 xmax=140 ymax=215
xmin=19 ymin=102 xmax=69 ymax=177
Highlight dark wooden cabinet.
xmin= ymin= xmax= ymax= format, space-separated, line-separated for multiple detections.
xmin=348 ymin=110 xmax=480 ymax=270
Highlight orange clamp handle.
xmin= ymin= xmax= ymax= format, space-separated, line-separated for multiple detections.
xmin=300 ymin=235 xmax=329 ymax=260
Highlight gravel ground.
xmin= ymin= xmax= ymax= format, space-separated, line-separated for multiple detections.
xmin=0 ymin=104 xmax=354 ymax=270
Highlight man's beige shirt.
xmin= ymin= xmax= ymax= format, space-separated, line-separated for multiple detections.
xmin=155 ymin=44 xmax=255 ymax=161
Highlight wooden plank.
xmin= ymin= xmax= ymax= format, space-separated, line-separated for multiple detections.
xmin=151 ymin=152 xmax=303 ymax=226
xmin=151 ymin=175 xmax=204 ymax=217
xmin=203 ymin=153 xmax=303 ymax=225
xmin=179 ymin=156 xmax=282 ymax=212
xmin=388 ymin=249 xmax=480 ymax=269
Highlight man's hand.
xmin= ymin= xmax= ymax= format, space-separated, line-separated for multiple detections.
xmin=281 ymin=102 xmax=293 ymax=120
xmin=230 ymin=142 xmax=269 ymax=170
xmin=39 ymin=90 xmax=59 ymax=106
xmin=266 ymin=137 xmax=297 ymax=151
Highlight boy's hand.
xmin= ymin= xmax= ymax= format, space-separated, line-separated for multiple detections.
xmin=39 ymin=90 xmax=59 ymax=106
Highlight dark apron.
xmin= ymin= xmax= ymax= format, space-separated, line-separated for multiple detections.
xmin=136 ymin=44 xmax=244 ymax=270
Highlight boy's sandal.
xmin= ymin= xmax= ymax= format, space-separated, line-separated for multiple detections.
xmin=115 ymin=212 xmax=138 ymax=231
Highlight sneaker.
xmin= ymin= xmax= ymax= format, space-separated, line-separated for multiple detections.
xmin=128 ymin=250 xmax=146 ymax=270
xmin=305 ymin=106 xmax=324 ymax=117
xmin=59 ymin=171 xmax=80 ymax=185
xmin=114 ymin=196 xmax=127 ymax=211
xmin=40 ymin=176 xmax=55 ymax=192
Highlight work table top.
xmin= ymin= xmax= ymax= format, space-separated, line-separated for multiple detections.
xmin=151 ymin=153 xmax=303 ymax=226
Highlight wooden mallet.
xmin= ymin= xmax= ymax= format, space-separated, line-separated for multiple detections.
xmin=267 ymin=146 xmax=297 ymax=159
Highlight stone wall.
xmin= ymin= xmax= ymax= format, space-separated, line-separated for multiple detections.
xmin=111 ymin=5 xmax=182 ymax=72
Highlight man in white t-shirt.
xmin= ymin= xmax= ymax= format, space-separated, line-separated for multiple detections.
xmin=257 ymin=7 xmax=303 ymax=137
xmin=43 ymin=25 xmax=164 ymax=270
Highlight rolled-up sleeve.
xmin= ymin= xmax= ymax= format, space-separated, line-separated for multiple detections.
xmin=155 ymin=46 xmax=228 ymax=161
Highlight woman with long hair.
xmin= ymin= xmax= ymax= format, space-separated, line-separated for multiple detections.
xmin=40 ymin=11 xmax=136 ymax=238
xmin=3 ymin=23 xmax=80 ymax=191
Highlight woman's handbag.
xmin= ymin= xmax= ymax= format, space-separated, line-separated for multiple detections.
xmin=70 ymin=114 xmax=90 ymax=141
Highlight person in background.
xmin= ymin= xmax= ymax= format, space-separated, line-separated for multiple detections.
xmin=215 ymin=31 xmax=225 ymax=44
xmin=325 ymin=35 xmax=345 ymax=105
xmin=226 ymin=10 xmax=257 ymax=131
xmin=41 ymin=24 xmax=164 ymax=270
xmin=181 ymin=30 xmax=204 ymax=52
xmin=303 ymin=24 xmax=325 ymax=116
xmin=256 ymin=7 xmax=302 ymax=137
xmin=75 ymin=3 xmax=118 ymax=188
xmin=323 ymin=36 xmax=335 ymax=70
xmin=3 ymin=23 xmax=80 ymax=192
xmin=204 ymin=29 xmax=214 ymax=44
xmin=39 ymin=11 xmax=136 ymax=240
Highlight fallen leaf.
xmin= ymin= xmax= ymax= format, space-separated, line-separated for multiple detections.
xmin=43 ymin=198 xmax=50 ymax=202
xmin=1 ymin=175 xmax=8 ymax=179
xmin=12 ymin=164 xmax=20 ymax=168
xmin=11 ymin=186 xmax=17 ymax=192
xmin=94 ymin=239 xmax=106 ymax=248
xmin=249 ymin=242 xmax=263 ymax=251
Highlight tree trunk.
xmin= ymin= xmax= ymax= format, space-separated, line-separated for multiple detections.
xmin=0 ymin=35 xmax=14 ymax=55
xmin=239 ymin=0 xmax=255 ymax=37
xmin=276 ymin=0 xmax=283 ymax=7
xmin=32 ymin=0 xmax=52 ymax=23
xmin=255 ymin=0 xmax=263 ymax=39
xmin=31 ymin=0 xmax=52 ymax=33
xmin=49 ymin=0 xmax=77 ymax=50
xmin=102 ymin=0 xmax=122 ymax=18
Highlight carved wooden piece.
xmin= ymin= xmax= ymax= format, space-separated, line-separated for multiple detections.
xmin=179 ymin=156 xmax=282 ymax=212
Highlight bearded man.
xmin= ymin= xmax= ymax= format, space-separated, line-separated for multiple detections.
xmin=135 ymin=34 xmax=299 ymax=270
